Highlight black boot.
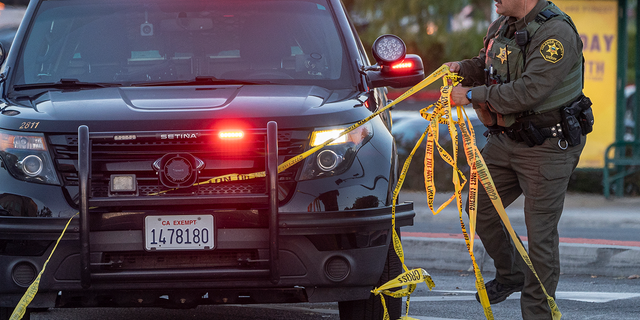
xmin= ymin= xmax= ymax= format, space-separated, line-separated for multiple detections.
xmin=475 ymin=279 xmax=524 ymax=304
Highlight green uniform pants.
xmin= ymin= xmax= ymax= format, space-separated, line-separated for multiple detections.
xmin=469 ymin=133 xmax=585 ymax=320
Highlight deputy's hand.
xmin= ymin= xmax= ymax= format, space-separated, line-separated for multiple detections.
xmin=444 ymin=62 xmax=461 ymax=73
xmin=451 ymin=85 xmax=470 ymax=106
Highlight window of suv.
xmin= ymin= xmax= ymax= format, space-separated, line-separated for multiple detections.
xmin=13 ymin=0 xmax=353 ymax=89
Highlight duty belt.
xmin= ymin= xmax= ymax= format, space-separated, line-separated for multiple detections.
xmin=484 ymin=123 xmax=565 ymax=141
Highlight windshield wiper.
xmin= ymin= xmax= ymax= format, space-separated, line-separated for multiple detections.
xmin=13 ymin=78 xmax=122 ymax=91
xmin=131 ymin=76 xmax=270 ymax=87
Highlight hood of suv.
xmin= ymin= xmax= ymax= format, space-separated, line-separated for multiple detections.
xmin=1 ymin=85 xmax=369 ymax=132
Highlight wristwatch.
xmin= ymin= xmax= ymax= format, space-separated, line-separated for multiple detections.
xmin=466 ymin=90 xmax=472 ymax=101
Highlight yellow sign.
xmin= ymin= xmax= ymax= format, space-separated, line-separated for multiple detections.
xmin=554 ymin=0 xmax=618 ymax=167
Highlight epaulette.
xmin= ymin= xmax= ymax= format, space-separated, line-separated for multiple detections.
xmin=535 ymin=9 xmax=559 ymax=23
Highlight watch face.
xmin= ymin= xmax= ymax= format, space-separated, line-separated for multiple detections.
xmin=466 ymin=90 xmax=472 ymax=100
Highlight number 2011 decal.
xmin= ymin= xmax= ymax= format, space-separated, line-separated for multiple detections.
xmin=19 ymin=122 xmax=41 ymax=130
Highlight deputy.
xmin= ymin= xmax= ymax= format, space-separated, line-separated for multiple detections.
xmin=446 ymin=0 xmax=592 ymax=319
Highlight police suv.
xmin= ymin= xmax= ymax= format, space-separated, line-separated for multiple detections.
xmin=0 ymin=1 xmax=424 ymax=319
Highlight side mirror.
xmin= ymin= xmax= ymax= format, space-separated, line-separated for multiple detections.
xmin=367 ymin=35 xmax=425 ymax=89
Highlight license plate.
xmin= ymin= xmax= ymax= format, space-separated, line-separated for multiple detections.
xmin=144 ymin=215 xmax=214 ymax=251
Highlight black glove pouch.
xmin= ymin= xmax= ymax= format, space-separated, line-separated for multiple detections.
xmin=579 ymin=107 xmax=594 ymax=135
xmin=561 ymin=103 xmax=583 ymax=147
xmin=518 ymin=121 xmax=546 ymax=147
xmin=576 ymin=96 xmax=594 ymax=135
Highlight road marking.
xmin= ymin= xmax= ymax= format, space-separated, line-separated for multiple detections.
xmin=230 ymin=304 xmax=339 ymax=315
xmin=400 ymin=316 xmax=466 ymax=320
xmin=237 ymin=303 xmax=466 ymax=319
xmin=395 ymin=292 xmax=640 ymax=320
xmin=221 ymin=290 xmax=640 ymax=319
xmin=554 ymin=291 xmax=640 ymax=303
xmin=407 ymin=290 xmax=640 ymax=303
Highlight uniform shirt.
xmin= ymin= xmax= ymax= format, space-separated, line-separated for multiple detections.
xmin=458 ymin=0 xmax=582 ymax=117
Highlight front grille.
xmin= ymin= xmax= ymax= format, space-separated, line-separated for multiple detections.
xmin=92 ymin=181 xmax=266 ymax=197
xmin=101 ymin=250 xmax=260 ymax=270
xmin=49 ymin=129 xmax=307 ymax=202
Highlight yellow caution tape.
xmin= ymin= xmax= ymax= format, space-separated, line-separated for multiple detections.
xmin=10 ymin=212 xmax=78 ymax=320
xmin=376 ymin=64 xmax=561 ymax=320
xmin=383 ymin=113 xmax=436 ymax=319
xmin=372 ymin=68 xmax=470 ymax=320
xmin=373 ymin=68 xmax=494 ymax=320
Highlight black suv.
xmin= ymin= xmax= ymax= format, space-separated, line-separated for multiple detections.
xmin=0 ymin=1 xmax=424 ymax=319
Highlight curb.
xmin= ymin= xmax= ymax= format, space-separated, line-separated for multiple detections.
xmin=401 ymin=235 xmax=640 ymax=277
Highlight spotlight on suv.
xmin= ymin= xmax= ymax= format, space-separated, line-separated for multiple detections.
xmin=366 ymin=34 xmax=425 ymax=89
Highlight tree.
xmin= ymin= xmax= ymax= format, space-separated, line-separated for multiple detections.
xmin=344 ymin=0 xmax=493 ymax=73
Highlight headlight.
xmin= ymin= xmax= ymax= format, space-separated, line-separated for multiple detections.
xmin=299 ymin=122 xmax=373 ymax=181
xmin=0 ymin=130 xmax=60 ymax=185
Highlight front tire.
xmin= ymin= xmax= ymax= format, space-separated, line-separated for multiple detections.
xmin=338 ymin=232 xmax=402 ymax=320
xmin=0 ymin=307 xmax=31 ymax=320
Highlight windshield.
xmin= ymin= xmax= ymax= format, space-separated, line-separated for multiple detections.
xmin=13 ymin=0 xmax=352 ymax=89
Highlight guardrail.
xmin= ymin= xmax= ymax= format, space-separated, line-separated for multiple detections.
xmin=603 ymin=141 xmax=640 ymax=198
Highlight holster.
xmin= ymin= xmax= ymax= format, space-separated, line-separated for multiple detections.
xmin=561 ymin=100 xmax=584 ymax=147
xmin=577 ymin=95 xmax=594 ymax=135
xmin=580 ymin=107 xmax=594 ymax=135
xmin=559 ymin=95 xmax=593 ymax=147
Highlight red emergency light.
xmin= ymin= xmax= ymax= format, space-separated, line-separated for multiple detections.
xmin=219 ymin=130 xmax=244 ymax=139
xmin=391 ymin=61 xmax=413 ymax=70
xmin=215 ymin=127 xmax=248 ymax=157
xmin=380 ymin=54 xmax=423 ymax=76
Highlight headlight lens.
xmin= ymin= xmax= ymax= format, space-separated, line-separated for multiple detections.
xmin=0 ymin=130 xmax=60 ymax=185
xmin=310 ymin=129 xmax=348 ymax=146
xmin=299 ymin=122 xmax=373 ymax=181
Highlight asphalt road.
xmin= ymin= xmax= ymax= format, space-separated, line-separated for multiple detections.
xmin=398 ymin=190 xmax=640 ymax=244
xmin=403 ymin=202 xmax=640 ymax=243
xmin=26 ymin=270 xmax=640 ymax=320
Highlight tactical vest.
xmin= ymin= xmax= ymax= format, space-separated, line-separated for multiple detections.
xmin=486 ymin=2 xmax=583 ymax=127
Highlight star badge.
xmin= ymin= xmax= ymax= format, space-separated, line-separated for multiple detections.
xmin=540 ymin=39 xmax=564 ymax=63
xmin=496 ymin=46 xmax=512 ymax=64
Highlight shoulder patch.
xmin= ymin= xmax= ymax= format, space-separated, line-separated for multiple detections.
xmin=540 ymin=39 xmax=564 ymax=63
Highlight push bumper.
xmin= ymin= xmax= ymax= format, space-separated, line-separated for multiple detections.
xmin=0 ymin=202 xmax=414 ymax=307
xmin=0 ymin=122 xmax=414 ymax=308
